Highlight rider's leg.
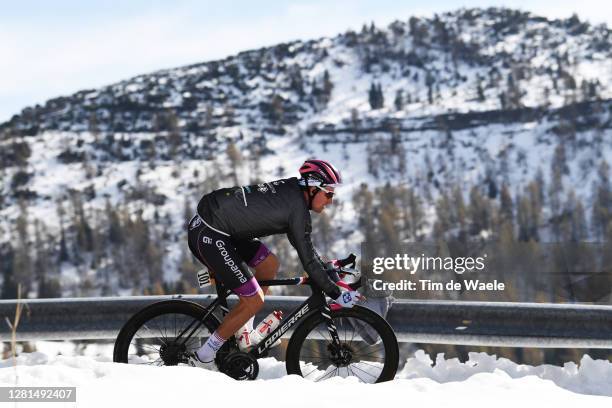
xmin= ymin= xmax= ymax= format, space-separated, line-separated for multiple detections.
xmin=196 ymin=282 xmax=264 ymax=363
xmin=253 ymin=252 xmax=279 ymax=295
xmin=238 ymin=243 xmax=278 ymax=329
xmin=216 ymin=288 xmax=264 ymax=339
xmin=227 ymin=253 xmax=279 ymax=337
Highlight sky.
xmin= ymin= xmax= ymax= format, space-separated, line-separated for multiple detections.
xmin=1 ymin=0 xmax=610 ymax=123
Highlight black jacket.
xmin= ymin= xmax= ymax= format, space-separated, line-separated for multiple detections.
xmin=197 ymin=177 xmax=341 ymax=299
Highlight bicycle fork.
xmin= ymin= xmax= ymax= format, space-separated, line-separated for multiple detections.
xmin=320 ymin=304 xmax=343 ymax=352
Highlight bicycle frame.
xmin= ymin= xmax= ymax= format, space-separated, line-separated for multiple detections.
xmin=252 ymin=279 xmax=340 ymax=357
xmin=176 ymin=277 xmax=343 ymax=359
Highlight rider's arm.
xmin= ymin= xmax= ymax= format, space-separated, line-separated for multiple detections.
xmin=287 ymin=209 xmax=342 ymax=300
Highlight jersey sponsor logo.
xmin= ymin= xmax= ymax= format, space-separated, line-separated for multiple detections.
xmin=189 ymin=217 xmax=202 ymax=230
xmin=202 ymin=236 xmax=212 ymax=245
xmin=215 ymin=240 xmax=248 ymax=284
xmin=257 ymin=183 xmax=268 ymax=193
xmin=258 ymin=304 xmax=310 ymax=353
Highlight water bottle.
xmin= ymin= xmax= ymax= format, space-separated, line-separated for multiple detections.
xmin=252 ymin=310 xmax=283 ymax=343
xmin=235 ymin=310 xmax=283 ymax=351
xmin=235 ymin=326 xmax=254 ymax=350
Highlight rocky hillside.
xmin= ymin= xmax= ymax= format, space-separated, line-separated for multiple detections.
xmin=0 ymin=8 xmax=611 ymax=299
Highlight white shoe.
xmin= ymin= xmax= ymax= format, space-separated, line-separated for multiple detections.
xmin=188 ymin=352 xmax=218 ymax=371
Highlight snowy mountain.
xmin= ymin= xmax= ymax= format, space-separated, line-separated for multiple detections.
xmin=0 ymin=8 xmax=611 ymax=298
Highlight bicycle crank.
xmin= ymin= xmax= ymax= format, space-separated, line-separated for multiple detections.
xmin=220 ymin=352 xmax=259 ymax=380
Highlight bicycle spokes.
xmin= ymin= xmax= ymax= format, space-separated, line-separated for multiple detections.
xmin=127 ymin=312 xmax=208 ymax=365
xmin=298 ymin=316 xmax=386 ymax=383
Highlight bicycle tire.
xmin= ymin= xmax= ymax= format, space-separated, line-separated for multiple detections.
xmin=113 ymin=300 xmax=221 ymax=365
xmin=285 ymin=305 xmax=398 ymax=383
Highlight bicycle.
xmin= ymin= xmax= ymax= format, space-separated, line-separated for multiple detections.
xmin=113 ymin=256 xmax=399 ymax=383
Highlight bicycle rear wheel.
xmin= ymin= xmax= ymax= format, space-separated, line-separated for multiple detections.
xmin=113 ymin=300 xmax=221 ymax=366
xmin=285 ymin=305 xmax=398 ymax=383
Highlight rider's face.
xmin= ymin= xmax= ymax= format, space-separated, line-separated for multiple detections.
xmin=310 ymin=186 xmax=335 ymax=213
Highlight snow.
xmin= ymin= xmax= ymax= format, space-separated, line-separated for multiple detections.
xmin=0 ymin=346 xmax=610 ymax=407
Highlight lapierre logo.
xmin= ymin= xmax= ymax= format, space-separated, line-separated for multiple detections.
xmin=258 ymin=304 xmax=309 ymax=353
xmin=215 ymin=240 xmax=247 ymax=283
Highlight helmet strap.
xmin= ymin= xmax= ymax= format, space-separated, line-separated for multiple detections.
xmin=309 ymin=189 xmax=318 ymax=210
xmin=302 ymin=178 xmax=317 ymax=210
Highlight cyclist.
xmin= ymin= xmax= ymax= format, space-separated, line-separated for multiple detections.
xmin=187 ymin=159 xmax=360 ymax=367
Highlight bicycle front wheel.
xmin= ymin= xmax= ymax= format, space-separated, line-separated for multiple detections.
xmin=113 ymin=300 xmax=221 ymax=366
xmin=285 ymin=305 xmax=398 ymax=383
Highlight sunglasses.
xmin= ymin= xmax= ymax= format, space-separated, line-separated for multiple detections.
xmin=316 ymin=185 xmax=335 ymax=199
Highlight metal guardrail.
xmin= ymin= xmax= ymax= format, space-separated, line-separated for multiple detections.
xmin=1 ymin=295 xmax=611 ymax=348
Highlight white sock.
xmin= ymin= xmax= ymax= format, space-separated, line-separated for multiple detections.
xmin=196 ymin=331 xmax=226 ymax=363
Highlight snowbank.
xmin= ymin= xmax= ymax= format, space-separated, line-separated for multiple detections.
xmin=0 ymin=346 xmax=611 ymax=407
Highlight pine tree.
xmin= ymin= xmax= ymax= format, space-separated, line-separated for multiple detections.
xmin=517 ymin=180 xmax=543 ymax=242
xmin=568 ymin=190 xmax=588 ymax=242
xmin=434 ymin=189 xmax=453 ymax=239
xmin=476 ymin=75 xmax=485 ymax=102
xmin=453 ymin=185 xmax=467 ymax=235
xmin=0 ymin=244 xmax=17 ymax=299
xmin=166 ymin=111 xmax=181 ymax=158
xmin=354 ymin=184 xmax=377 ymax=251
xmin=350 ymin=108 xmax=360 ymax=140
xmin=270 ymin=94 xmax=284 ymax=123
xmin=13 ymin=200 xmax=33 ymax=295
xmin=311 ymin=210 xmax=334 ymax=254
xmin=394 ymin=89 xmax=404 ymax=111
xmin=56 ymin=200 xmax=70 ymax=263
xmin=106 ymin=199 xmax=123 ymax=245
xmin=402 ymin=187 xmax=424 ymax=240
xmin=592 ymin=160 xmax=611 ymax=240
xmin=368 ymin=82 xmax=384 ymax=109
xmin=549 ymin=143 xmax=568 ymax=239
xmin=500 ymin=183 xmax=514 ymax=223
xmin=468 ymin=186 xmax=490 ymax=236
xmin=368 ymin=82 xmax=378 ymax=109
xmin=70 ymin=191 xmax=93 ymax=258
xmin=506 ymin=70 xmax=523 ymax=109
xmin=377 ymin=184 xmax=400 ymax=251
xmin=223 ymin=103 xmax=236 ymax=127
xmin=322 ymin=70 xmax=333 ymax=104
xmin=376 ymin=84 xmax=385 ymax=108
xmin=426 ymin=71 xmax=435 ymax=104
xmin=517 ymin=194 xmax=531 ymax=242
